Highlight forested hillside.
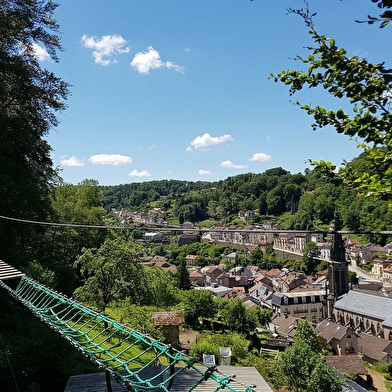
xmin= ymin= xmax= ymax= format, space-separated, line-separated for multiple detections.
xmin=101 ymin=167 xmax=309 ymax=218
xmin=100 ymin=156 xmax=392 ymax=243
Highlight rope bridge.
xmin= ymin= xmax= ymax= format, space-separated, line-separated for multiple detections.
xmin=0 ymin=262 xmax=256 ymax=392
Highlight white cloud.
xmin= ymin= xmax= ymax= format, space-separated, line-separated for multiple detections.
xmin=81 ymin=34 xmax=129 ymax=66
xmin=221 ymin=160 xmax=247 ymax=169
xmin=198 ymin=169 xmax=213 ymax=175
xmin=128 ymin=169 xmax=151 ymax=178
xmin=61 ymin=156 xmax=84 ymax=167
xmin=249 ymin=152 xmax=272 ymax=162
xmin=20 ymin=43 xmax=51 ymax=62
xmin=32 ymin=43 xmax=51 ymax=61
xmin=88 ymin=154 xmax=132 ymax=166
xmin=190 ymin=133 xmax=233 ymax=150
xmin=185 ymin=47 xmax=190 ymax=52
xmin=130 ymin=46 xmax=184 ymax=74
xmin=185 ymin=146 xmax=192 ymax=152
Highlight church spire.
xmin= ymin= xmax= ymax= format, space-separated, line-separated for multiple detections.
xmin=328 ymin=209 xmax=349 ymax=300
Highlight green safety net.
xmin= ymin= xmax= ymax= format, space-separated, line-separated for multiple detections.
xmin=0 ymin=276 xmax=255 ymax=392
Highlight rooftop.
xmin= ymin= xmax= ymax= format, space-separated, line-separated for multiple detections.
xmin=334 ymin=290 xmax=392 ymax=327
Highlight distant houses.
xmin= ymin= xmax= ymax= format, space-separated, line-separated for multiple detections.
xmin=111 ymin=207 xmax=392 ymax=361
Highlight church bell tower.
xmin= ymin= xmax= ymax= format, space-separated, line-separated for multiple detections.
xmin=328 ymin=209 xmax=349 ymax=300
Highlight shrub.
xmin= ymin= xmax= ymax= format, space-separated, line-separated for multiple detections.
xmin=189 ymin=342 xmax=219 ymax=360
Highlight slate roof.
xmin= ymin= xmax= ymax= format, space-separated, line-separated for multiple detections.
xmin=316 ymin=320 xmax=352 ymax=343
xmin=269 ymin=313 xmax=298 ymax=338
xmin=358 ymin=332 xmax=392 ymax=362
xmin=271 ymin=290 xmax=326 ymax=306
xmin=324 ymin=355 xmax=366 ymax=376
xmin=334 ymin=290 xmax=392 ymax=327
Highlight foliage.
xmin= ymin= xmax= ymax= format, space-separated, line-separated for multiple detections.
xmin=271 ymin=4 xmax=392 ymax=201
xmin=302 ymin=241 xmax=321 ymax=274
xmin=101 ymin=180 xmax=209 ymax=209
xmin=74 ymin=238 xmax=144 ymax=312
xmin=258 ymin=246 xmax=285 ymax=270
xmin=355 ymin=0 xmax=392 ymax=28
xmin=248 ymin=307 xmax=273 ymax=326
xmin=107 ymin=300 xmax=164 ymax=340
xmin=190 ymin=331 xmax=249 ymax=364
xmin=101 ymin=170 xmax=310 ymax=220
xmin=217 ymin=299 xmax=270 ymax=333
xmin=361 ymin=262 xmax=374 ymax=272
xmin=189 ymin=341 xmax=219 ymax=360
xmin=144 ymin=267 xmax=179 ymax=310
xmin=0 ymin=0 xmax=70 ymax=267
xmin=178 ymin=289 xmax=217 ymax=327
xmin=276 ymin=340 xmax=344 ymax=392
xmin=274 ymin=320 xmax=343 ymax=391
xmin=218 ymin=299 xmax=249 ymax=332
xmin=348 ymin=270 xmax=359 ymax=285
xmin=239 ymin=354 xmax=279 ymax=389
xmin=38 ymin=179 xmax=107 ymax=293
xmin=294 ymin=320 xmax=322 ymax=354
xmin=100 ymin=159 xmax=392 ymax=236
xmin=166 ymin=242 xmax=227 ymax=265
xmin=176 ymin=259 xmax=191 ymax=290
xmin=249 ymin=247 xmax=264 ymax=266
xmin=25 ymin=261 xmax=57 ymax=288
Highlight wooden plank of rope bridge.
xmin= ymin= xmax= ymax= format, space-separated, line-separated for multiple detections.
xmin=0 ymin=260 xmax=24 ymax=281
xmin=64 ymin=366 xmax=273 ymax=392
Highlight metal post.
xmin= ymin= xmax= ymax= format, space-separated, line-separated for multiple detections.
xmin=105 ymin=369 xmax=113 ymax=392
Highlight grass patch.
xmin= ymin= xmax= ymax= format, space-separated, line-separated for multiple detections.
xmin=58 ymin=314 xmax=163 ymax=370
xmin=365 ymin=362 xmax=392 ymax=392
xmin=195 ymin=219 xmax=219 ymax=228
xmin=166 ymin=216 xmax=180 ymax=225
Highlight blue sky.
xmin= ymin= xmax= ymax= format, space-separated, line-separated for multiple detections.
xmin=37 ymin=0 xmax=390 ymax=186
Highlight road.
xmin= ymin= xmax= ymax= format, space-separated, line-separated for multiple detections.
xmin=348 ymin=263 xmax=373 ymax=281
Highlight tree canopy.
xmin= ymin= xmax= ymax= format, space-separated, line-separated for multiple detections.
xmin=0 ymin=0 xmax=70 ymax=266
xmin=74 ymin=238 xmax=144 ymax=312
xmin=277 ymin=321 xmax=343 ymax=392
xmin=271 ymin=3 xmax=392 ymax=201
xmin=356 ymin=0 xmax=392 ymax=27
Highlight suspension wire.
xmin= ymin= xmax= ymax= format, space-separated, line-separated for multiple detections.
xmin=1 ymin=214 xmax=392 ymax=235
xmin=0 ymin=214 xmax=124 ymax=230
xmin=0 ymin=332 xmax=20 ymax=392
